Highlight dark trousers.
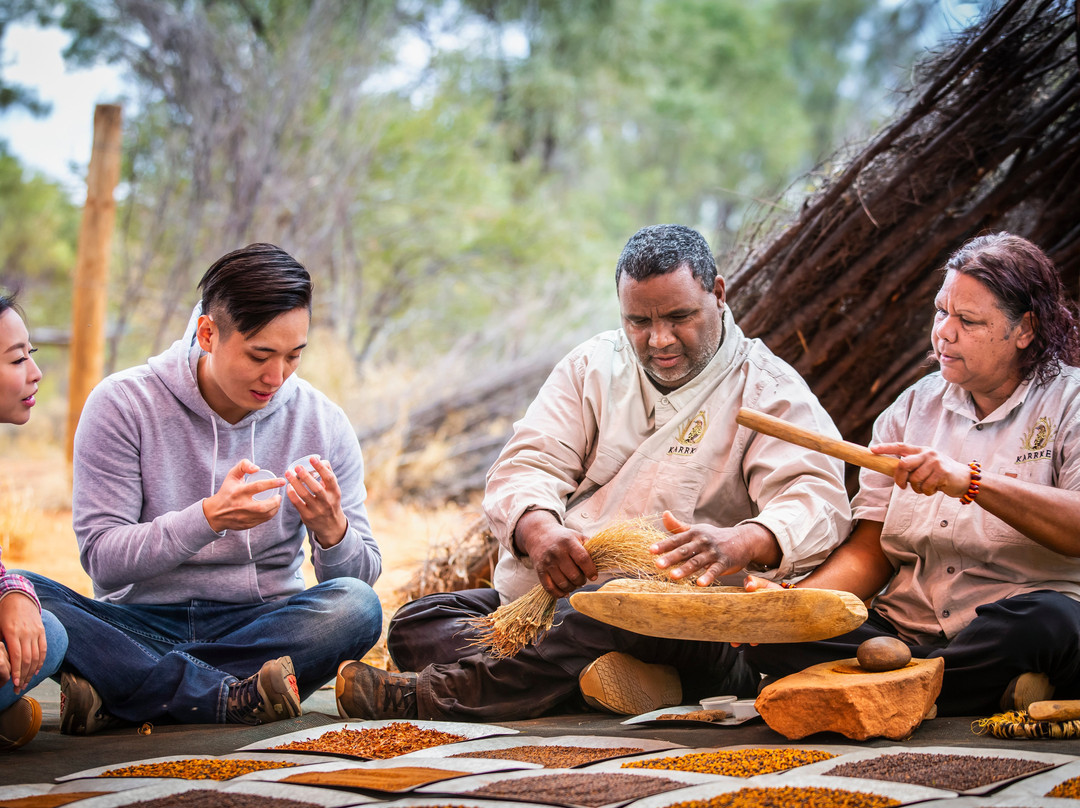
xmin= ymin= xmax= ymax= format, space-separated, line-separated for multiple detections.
xmin=387 ymin=582 xmax=758 ymax=722
xmin=746 ymin=590 xmax=1080 ymax=716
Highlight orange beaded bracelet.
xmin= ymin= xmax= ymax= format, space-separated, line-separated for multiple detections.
xmin=959 ymin=460 xmax=982 ymax=505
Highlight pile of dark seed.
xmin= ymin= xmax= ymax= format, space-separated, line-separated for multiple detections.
xmin=122 ymin=792 xmax=321 ymax=808
xmin=450 ymin=744 xmax=645 ymax=767
xmin=465 ymin=771 xmax=684 ymax=806
xmin=826 ymin=752 xmax=1052 ymax=791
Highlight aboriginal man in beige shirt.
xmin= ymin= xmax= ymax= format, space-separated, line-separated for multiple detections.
xmin=335 ymin=224 xmax=852 ymax=722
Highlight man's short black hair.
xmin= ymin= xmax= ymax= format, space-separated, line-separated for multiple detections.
xmin=198 ymin=243 xmax=313 ymax=336
xmin=615 ymin=224 xmax=718 ymax=292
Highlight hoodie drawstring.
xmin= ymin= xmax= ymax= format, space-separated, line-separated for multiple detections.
xmin=245 ymin=422 xmax=256 ymax=559
xmin=210 ymin=418 xmax=219 ymax=556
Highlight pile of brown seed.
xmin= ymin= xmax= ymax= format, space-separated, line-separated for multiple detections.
xmin=464 ymin=771 xmax=685 ymax=806
xmin=0 ymin=794 xmax=106 ymax=808
xmin=657 ymin=710 xmax=732 ymax=722
xmin=281 ymin=765 xmax=463 ymax=791
xmin=98 ymin=759 xmax=297 ymax=780
xmin=622 ymin=748 xmax=835 ymax=777
xmin=826 ymin=752 xmax=1052 ymax=791
xmin=121 ymin=793 xmax=322 ymax=808
xmin=450 ymin=744 xmax=645 ymax=767
xmin=271 ymin=722 xmax=466 ymax=758
xmin=662 ymin=786 xmax=900 ymax=807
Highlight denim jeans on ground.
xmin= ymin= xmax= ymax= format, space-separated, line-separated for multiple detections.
xmin=19 ymin=571 xmax=382 ymax=724
xmin=0 ymin=609 xmax=68 ymax=711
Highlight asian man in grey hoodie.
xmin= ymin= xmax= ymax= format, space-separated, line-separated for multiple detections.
xmin=24 ymin=243 xmax=383 ymax=734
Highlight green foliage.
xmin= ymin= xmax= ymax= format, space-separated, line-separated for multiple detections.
xmin=1 ymin=0 xmax=954 ymax=381
xmin=0 ymin=142 xmax=79 ymax=325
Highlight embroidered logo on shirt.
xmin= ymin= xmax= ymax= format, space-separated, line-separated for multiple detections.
xmin=668 ymin=411 xmax=708 ymax=456
xmin=1016 ymin=416 xmax=1055 ymax=464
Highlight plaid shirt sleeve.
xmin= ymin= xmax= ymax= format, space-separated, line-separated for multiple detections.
xmin=0 ymin=550 xmax=41 ymax=611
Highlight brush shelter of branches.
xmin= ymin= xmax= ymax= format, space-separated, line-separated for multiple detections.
xmin=727 ymin=0 xmax=1080 ymax=461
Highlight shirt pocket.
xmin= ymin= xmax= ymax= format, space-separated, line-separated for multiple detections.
xmin=645 ymin=459 xmax=708 ymax=519
xmin=983 ymin=463 xmax=1046 ymax=545
xmin=583 ymin=448 xmax=625 ymax=489
xmin=882 ymin=488 xmax=919 ymax=535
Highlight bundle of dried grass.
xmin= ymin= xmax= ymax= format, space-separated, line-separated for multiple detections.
xmin=464 ymin=516 xmax=695 ymax=658
xmin=972 ymin=710 xmax=1080 ymax=740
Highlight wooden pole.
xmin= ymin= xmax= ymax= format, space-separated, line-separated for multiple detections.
xmin=66 ymin=104 xmax=123 ymax=463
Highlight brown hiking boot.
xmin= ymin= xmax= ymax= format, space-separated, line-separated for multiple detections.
xmin=226 ymin=656 xmax=302 ymax=725
xmin=0 ymin=696 xmax=42 ymax=750
xmin=336 ymin=660 xmax=418 ymax=719
xmin=60 ymin=672 xmax=124 ymax=736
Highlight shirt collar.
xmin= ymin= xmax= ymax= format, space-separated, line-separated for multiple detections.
xmin=942 ymin=376 xmax=1032 ymax=424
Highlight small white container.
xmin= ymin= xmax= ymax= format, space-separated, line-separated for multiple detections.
xmin=699 ymin=694 xmax=737 ymax=712
xmin=729 ymin=698 xmax=759 ymax=721
xmin=246 ymin=468 xmax=283 ymax=501
xmin=286 ymin=454 xmax=322 ymax=477
xmin=246 ymin=454 xmax=323 ymax=501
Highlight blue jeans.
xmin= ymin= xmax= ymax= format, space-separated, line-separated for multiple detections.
xmin=0 ymin=609 xmax=68 ymax=711
xmin=20 ymin=572 xmax=382 ymax=724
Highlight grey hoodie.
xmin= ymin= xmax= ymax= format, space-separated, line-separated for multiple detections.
xmin=72 ymin=305 xmax=381 ymax=604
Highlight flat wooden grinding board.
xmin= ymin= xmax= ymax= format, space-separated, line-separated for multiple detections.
xmin=569 ymin=578 xmax=868 ymax=643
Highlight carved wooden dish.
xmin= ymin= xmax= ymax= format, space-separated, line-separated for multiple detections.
xmin=569 ymin=579 xmax=867 ymax=643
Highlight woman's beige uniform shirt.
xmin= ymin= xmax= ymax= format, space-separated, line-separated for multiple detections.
xmin=483 ymin=308 xmax=852 ymax=602
xmin=856 ymin=365 xmax=1080 ymax=646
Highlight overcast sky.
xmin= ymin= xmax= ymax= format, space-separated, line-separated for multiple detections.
xmin=0 ymin=22 xmax=128 ymax=196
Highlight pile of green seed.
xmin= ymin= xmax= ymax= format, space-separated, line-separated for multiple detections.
xmin=622 ymin=747 xmax=836 ymax=777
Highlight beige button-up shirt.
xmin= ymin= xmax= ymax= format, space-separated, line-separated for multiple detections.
xmin=483 ymin=308 xmax=852 ymax=602
xmin=856 ymin=365 xmax=1080 ymax=645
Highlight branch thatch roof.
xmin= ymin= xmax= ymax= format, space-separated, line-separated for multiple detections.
xmin=728 ymin=0 xmax=1080 ymax=451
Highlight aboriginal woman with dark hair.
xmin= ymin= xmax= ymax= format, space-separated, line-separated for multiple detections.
xmin=746 ymin=232 xmax=1080 ymax=716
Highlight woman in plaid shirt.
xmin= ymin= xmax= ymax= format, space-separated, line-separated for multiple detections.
xmin=0 ymin=293 xmax=68 ymax=751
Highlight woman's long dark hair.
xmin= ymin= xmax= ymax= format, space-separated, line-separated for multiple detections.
xmin=945 ymin=233 xmax=1080 ymax=383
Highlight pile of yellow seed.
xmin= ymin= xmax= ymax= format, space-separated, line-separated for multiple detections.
xmin=663 ymin=786 xmax=900 ymax=807
xmin=1049 ymin=775 xmax=1080 ymax=798
xmin=622 ymin=747 xmax=835 ymax=777
xmin=99 ymin=759 xmax=296 ymax=780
